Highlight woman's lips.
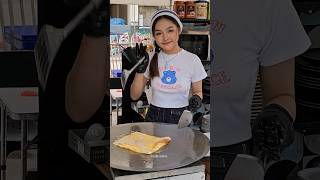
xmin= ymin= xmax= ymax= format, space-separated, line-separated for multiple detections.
xmin=162 ymin=41 xmax=172 ymax=45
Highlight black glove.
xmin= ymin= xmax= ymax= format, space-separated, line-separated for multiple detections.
xmin=82 ymin=0 xmax=107 ymax=37
xmin=122 ymin=47 xmax=138 ymax=68
xmin=252 ymin=104 xmax=295 ymax=162
xmin=188 ymin=95 xmax=205 ymax=126
xmin=64 ymin=0 xmax=107 ymax=37
xmin=64 ymin=0 xmax=88 ymax=8
xmin=135 ymin=43 xmax=149 ymax=73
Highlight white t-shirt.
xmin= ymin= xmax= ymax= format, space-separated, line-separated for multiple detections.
xmin=144 ymin=49 xmax=207 ymax=108
xmin=211 ymin=0 xmax=311 ymax=147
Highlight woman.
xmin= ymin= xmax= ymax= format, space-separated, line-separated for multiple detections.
xmin=211 ymin=0 xmax=311 ymax=179
xmin=38 ymin=0 xmax=108 ymax=179
xmin=130 ymin=9 xmax=207 ymax=124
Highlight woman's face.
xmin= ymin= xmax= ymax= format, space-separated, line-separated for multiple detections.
xmin=153 ymin=18 xmax=180 ymax=54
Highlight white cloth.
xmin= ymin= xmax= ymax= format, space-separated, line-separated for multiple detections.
xmin=144 ymin=49 xmax=207 ymax=108
xmin=211 ymin=0 xmax=311 ymax=147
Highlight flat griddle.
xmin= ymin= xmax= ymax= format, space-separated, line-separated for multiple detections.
xmin=110 ymin=122 xmax=209 ymax=172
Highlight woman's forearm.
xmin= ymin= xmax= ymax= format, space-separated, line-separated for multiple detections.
xmin=65 ymin=35 xmax=107 ymax=123
xmin=130 ymin=73 xmax=148 ymax=101
xmin=261 ymin=58 xmax=296 ymax=120
xmin=192 ymin=80 xmax=203 ymax=99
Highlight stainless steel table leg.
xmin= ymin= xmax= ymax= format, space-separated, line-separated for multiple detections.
xmin=0 ymin=106 xmax=3 ymax=180
xmin=21 ymin=120 xmax=27 ymax=180
xmin=110 ymin=95 xmax=112 ymax=124
xmin=116 ymin=98 xmax=119 ymax=124
xmin=1 ymin=106 xmax=7 ymax=180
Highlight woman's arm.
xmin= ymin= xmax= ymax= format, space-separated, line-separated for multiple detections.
xmin=65 ymin=35 xmax=107 ymax=123
xmin=260 ymin=58 xmax=296 ymax=119
xmin=191 ymin=80 xmax=203 ymax=99
xmin=130 ymin=74 xmax=148 ymax=101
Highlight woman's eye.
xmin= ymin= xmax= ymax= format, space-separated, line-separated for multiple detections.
xmin=155 ymin=32 xmax=161 ymax=36
xmin=168 ymin=29 xmax=174 ymax=33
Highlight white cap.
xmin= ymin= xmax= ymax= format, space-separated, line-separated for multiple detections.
xmin=150 ymin=9 xmax=183 ymax=34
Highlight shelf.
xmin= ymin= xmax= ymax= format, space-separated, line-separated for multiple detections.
xmin=0 ymin=49 xmax=34 ymax=53
xmin=110 ymin=0 xmax=171 ymax=6
xmin=181 ymin=19 xmax=210 ymax=24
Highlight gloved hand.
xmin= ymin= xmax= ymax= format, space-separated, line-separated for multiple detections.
xmin=122 ymin=47 xmax=137 ymax=68
xmin=82 ymin=0 xmax=107 ymax=37
xmin=64 ymin=0 xmax=88 ymax=8
xmin=188 ymin=95 xmax=205 ymax=127
xmin=252 ymin=104 xmax=295 ymax=163
xmin=135 ymin=43 xmax=149 ymax=73
xmin=64 ymin=0 xmax=107 ymax=37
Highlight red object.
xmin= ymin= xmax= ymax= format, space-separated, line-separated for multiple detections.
xmin=21 ymin=90 xmax=38 ymax=96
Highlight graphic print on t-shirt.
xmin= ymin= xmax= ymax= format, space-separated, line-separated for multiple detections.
xmin=156 ymin=65 xmax=182 ymax=91
xmin=161 ymin=70 xmax=177 ymax=84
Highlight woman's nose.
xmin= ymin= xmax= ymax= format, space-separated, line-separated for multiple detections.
xmin=163 ymin=32 xmax=169 ymax=40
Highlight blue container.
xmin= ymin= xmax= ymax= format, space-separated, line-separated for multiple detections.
xmin=110 ymin=18 xmax=126 ymax=25
xmin=4 ymin=25 xmax=37 ymax=50
xmin=13 ymin=39 xmax=36 ymax=50
xmin=111 ymin=69 xmax=122 ymax=78
xmin=4 ymin=26 xmax=37 ymax=41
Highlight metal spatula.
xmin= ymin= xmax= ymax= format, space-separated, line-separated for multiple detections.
xmin=120 ymin=56 xmax=146 ymax=89
xmin=34 ymin=0 xmax=103 ymax=90
xmin=225 ymin=154 xmax=264 ymax=180
xmin=177 ymin=110 xmax=193 ymax=129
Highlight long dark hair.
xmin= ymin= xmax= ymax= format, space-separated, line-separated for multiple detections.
xmin=149 ymin=15 xmax=181 ymax=79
